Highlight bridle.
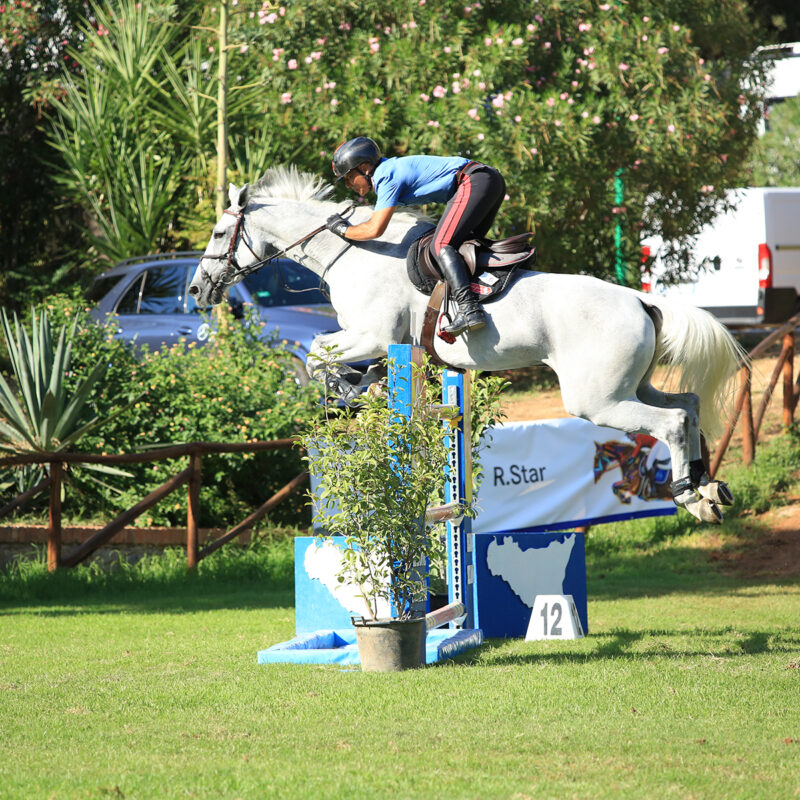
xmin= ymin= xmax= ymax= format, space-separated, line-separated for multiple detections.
xmin=198 ymin=204 xmax=355 ymax=301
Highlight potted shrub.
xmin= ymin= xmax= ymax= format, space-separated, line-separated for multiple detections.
xmin=299 ymin=359 xmax=453 ymax=672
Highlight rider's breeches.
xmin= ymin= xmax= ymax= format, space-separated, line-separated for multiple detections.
xmin=432 ymin=164 xmax=506 ymax=257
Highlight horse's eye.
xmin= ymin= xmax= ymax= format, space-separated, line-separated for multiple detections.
xmin=213 ymin=231 xmax=225 ymax=240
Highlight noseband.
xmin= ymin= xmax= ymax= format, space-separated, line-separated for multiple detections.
xmin=198 ymin=205 xmax=353 ymax=301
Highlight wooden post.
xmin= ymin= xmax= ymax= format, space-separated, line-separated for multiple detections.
xmin=783 ymin=331 xmax=795 ymax=428
xmin=47 ymin=462 xmax=63 ymax=572
xmin=187 ymin=452 xmax=202 ymax=569
xmin=741 ymin=366 xmax=755 ymax=466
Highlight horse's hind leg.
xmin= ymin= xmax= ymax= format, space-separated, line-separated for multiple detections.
xmin=637 ymin=383 xmax=733 ymax=507
xmin=573 ymin=397 xmax=724 ymax=524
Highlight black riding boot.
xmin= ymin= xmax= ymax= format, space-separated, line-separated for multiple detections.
xmin=437 ymin=245 xmax=486 ymax=336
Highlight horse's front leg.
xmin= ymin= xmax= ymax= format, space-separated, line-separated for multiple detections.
xmin=307 ymin=329 xmax=388 ymax=403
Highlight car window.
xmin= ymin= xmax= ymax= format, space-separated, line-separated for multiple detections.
xmin=85 ymin=275 xmax=123 ymax=303
xmin=243 ymin=260 xmax=328 ymax=307
xmin=116 ymin=274 xmax=145 ymax=314
xmin=138 ymin=264 xmax=190 ymax=314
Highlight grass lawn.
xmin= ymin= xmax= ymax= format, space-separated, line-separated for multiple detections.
xmin=2 ymin=435 xmax=800 ymax=799
xmin=2 ymin=534 xmax=799 ymax=799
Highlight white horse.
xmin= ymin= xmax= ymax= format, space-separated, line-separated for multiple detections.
xmin=189 ymin=165 xmax=744 ymax=524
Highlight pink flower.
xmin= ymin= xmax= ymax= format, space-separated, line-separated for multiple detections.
xmin=629 ymin=114 xmax=640 ymax=121
xmin=544 ymin=41 xmax=551 ymax=49
xmin=427 ymin=120 xmax=440 ymax=127
xmin=599 ymin=3 xmax=610 ymax=9
xmin=468 ymin=108 xmax=479 ymax=119
xmin=330 ymin=98 xmax=339 ymax=106
xmin=280 ymin=92 xmax=292 ymax=104
xmin=643 ymin=15 xmax=650 ymax=22
xmin=618 ymin=63 xmax=629 ymax=71
xmin=451 ymin=82 xmax=461 ymax=94
xmin=560 ymin=92 xmax=569 ymax=100
xmin=592 ymin=115 xmax=601 ymax=124
xmin=420 ymin=93 xmax=430 ymax=102
xmin=554 ymin=120 xmax=562 ymax=127
xmin=578 ymin=22 xmax=591 ymax=32
xmin=667 ymin=124 xmax=676 ymax=132
xmin=373 ymin=98 xmax=383 ymax=104
xmin=657 ymin=47 xmax=669 ymax=54
xmin=287 ymin=59 xmax=297 ymax=69
xmin=672 ymin=24 xmax=679 ymax=31
xmin=492 ymin=95 xmax=505 ymax=108
xmin=477 ymin=133 xmax=485 ymax=140
xmin=433 ymin=85 xmax=446 ymax=98
xmin=581 ymin=110 xmax=589 ymax=118
xmin=339 ymin=22 xmax=351 ymax=30
xmin=514 ymin=115 xmax=521 ymax=122
xmin=527 ymin=24 xmax=536 ymax=32
xmin=484 ymin=37 xmax=492 ymax=46
xmin=512 ymin=38 xmax=523 ymax=46
xmin=530 ymin=147 xmax=538 ymax=155
xmin=546 ymin=97 xmax=555 ymax=107
xmin=444 ymin=46 xmax=451 ymax=53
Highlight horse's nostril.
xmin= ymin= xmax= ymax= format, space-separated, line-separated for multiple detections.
xmin=189 ymin=285 xmax=199 ymax=296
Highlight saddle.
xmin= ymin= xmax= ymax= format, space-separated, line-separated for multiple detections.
xmin=406 ymin=230 xmax=537 ymax=368
xmin=407 ymin=230 xmax=537 ymax=297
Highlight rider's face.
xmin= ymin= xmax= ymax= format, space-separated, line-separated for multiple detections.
xmin=344 ymin=165 xmax=372 ymax=197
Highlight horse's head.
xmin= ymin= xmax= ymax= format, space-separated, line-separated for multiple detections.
xmin=189 ymin=167 xmax=338 ymax=308
xmin=189 ymin=183 xmax=258 ymax=308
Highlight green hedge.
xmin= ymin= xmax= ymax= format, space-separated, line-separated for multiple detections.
xmin=2 ymin=295 xmax=322 ymax=527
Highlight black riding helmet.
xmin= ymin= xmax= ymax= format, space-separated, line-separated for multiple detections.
xmin=331 ymin=136 xmax=382 ymax=181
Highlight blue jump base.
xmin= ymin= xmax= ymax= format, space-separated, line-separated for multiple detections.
xmin=258 ymin=627 xmax=484 ymax=666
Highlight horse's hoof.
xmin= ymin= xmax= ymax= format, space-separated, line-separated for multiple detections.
xmin=675 ymin=491 xmax=724 ymax=524
xmin=698 ymin=480 xmax=733 ymax=506
xmin=686 ymin=497 xmax=723 ymax=524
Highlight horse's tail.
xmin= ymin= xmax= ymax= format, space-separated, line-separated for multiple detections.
xmin=641 ymin=292 xmax=746 ymax=440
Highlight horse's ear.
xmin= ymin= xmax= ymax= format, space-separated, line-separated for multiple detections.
xmin=228 ymin=183 xmax=249 ymax=211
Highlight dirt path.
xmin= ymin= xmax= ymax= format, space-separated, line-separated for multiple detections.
xmin=498 ymin=347 xmax=800 ymax=580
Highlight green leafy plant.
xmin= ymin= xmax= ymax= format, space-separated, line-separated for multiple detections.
xmin=0 ymin=307 xmax=131 ymax=494
xmin=300 ymin=355 xmax=484 ymax=621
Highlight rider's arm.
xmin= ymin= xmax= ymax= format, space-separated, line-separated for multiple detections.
xmin=344 ymin=206 xmax=396 ymax=240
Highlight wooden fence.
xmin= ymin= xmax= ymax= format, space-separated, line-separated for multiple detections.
xmin=0 ymin=440 xmax=307 ymax=571
xmin=710 ymin=311 xmax=800 ymax=477
xmin=1 ymin=315 xmax=798 ymax=572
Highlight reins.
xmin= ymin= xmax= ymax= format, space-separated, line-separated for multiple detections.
xmin=200 ymin=204 xmax=356 ymax=301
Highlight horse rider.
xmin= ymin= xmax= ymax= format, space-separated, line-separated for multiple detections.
xmin=326 ymin=136 xmax=506 ymax=337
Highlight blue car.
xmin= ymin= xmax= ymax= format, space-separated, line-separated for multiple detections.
xmin=87 ymin=252 xmax=339 ymax=379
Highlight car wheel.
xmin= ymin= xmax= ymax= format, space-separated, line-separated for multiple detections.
xmin=291 ymin=356 xmax=311 ymax=387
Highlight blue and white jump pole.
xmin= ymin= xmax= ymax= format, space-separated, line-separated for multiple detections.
xmin=387 ymin=343 xmax=476 ymax=630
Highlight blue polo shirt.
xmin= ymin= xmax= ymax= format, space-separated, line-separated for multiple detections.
xmin=372 ymin=155 xmax=469 ymax=210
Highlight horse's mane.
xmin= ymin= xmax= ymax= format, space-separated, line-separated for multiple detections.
xmin=250 ymin=165 xmax=333 ymax=202
xmin=249 ymin=164 xmax=433 ymax=226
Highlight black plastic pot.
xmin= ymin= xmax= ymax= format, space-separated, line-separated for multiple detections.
xmin=352 ymin=616 xmax=426 ymax=672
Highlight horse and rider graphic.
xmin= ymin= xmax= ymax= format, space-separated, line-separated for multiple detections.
xmin=593 ymin=434 xmax=673 ymax=505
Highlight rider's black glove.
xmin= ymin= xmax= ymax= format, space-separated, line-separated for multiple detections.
xmin=325 ymin=213 xmax=350 ymax=239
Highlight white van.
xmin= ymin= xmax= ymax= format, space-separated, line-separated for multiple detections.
xmin=641 ymin=187 xmax=800 ymax=325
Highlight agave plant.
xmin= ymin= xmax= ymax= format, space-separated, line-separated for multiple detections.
xmin=0 ymin=309 xmax=131 ymax=494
